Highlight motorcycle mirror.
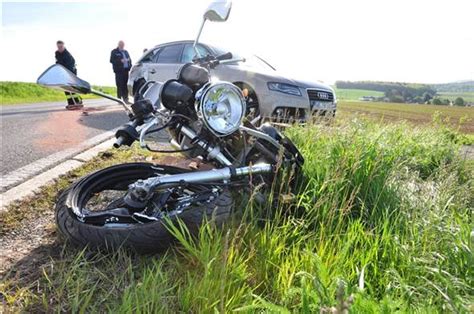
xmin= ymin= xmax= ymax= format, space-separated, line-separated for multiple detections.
xmin=194 ymin=0 xmax=232 ymax=57
xmin=37 ymin=64 xmax=91 ymax=94
xmin=37 ymin=64 xmax=135 ymax=117
xmin=204 ymin=0 xmax=232 ymax=22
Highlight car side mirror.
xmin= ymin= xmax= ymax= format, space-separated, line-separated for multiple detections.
xmin=204 ymin=0 xmax=232 ymax=22
xmin=37 ymin=64 xmax=91 ymax=94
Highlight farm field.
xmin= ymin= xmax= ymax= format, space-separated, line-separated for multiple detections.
xmin=338 ymin=100 xmax=474 ymax=134
xmin=334 ymin=88 xmax=384 ymax=101
xmin=1 ymin=116 xmax=472 ymax=312
xmin=0 ymin=81 xmax=116 ymax=105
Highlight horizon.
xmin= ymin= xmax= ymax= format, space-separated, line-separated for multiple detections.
xmin=1 ymin=0 xmax=473 ymax=86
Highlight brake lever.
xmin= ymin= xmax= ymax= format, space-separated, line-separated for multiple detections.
xmin=139 ymin=117 xmax=160 ymax=148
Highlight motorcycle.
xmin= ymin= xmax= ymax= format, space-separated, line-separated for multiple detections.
xmin=37 ymin=0 xmax=304 ymax=252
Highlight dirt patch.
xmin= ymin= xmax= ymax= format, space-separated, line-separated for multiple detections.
xmin=0 ymin=213 xmax=61 ymax=280
xmin=460 ymin=145 xmax=474 ymax=160
xmin=340 ymin=106 xmax=474 ymax=134
xmin=34 ymin=110 xmax=88 ymax=153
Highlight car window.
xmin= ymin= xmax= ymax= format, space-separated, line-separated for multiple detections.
xmin=140 ymin=49 xmax=160 ymax=63
xmin=155 ymin=44 xmax=184 ymax=64
xmin=181 ymin=44 xmax=210 ymax=63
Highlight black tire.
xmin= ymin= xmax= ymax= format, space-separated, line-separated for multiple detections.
xmin=55 ymin=163 xmax=233 ymax=253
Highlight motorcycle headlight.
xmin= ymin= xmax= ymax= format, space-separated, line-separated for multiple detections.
xmin=197 ymin=82 xmax=246 ymax=136
xmin=267 ymin=82 xmax=302 ymax=96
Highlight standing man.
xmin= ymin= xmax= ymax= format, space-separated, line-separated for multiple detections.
xmin=55 ymin=40 xmax=83 ymax=110
xmin=110 ymin=40 xmax=132 ymax=103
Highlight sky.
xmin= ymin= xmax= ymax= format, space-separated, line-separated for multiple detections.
xmin=1 ymin=0 xmax=473 ymax=86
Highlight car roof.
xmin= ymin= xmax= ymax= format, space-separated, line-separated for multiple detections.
xmin=148 ymin=40 xmax=224 ymax=54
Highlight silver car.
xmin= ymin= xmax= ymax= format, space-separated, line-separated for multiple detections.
xmin=129 ymin=40 xmax=336 ymax=121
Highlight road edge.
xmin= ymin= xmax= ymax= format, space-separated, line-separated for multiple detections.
xmin=1 ymin=129 xmax=117 ymax=192
xmin=0 ymin=138 xmax=116 ymax=212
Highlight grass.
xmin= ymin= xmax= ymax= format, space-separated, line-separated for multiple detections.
xmin=0 ymin=81 xmax=117 ymax=105
xmin=335 ymin=88 xmax=384 ymax=101
xmin=338 ymin=100 xmax=474 ymax=134
xmin=1 ymin=116 xmax=473 ymax=312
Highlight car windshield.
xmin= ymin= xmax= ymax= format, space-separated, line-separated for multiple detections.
xmin=245 ymin=55 xmax=276 ymax=71
xmin=210 ymin=45 xmax=276 ymax=71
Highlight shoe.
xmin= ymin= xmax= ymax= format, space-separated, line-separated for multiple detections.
xmin=65 ymin=104 xmax=84 ymax=110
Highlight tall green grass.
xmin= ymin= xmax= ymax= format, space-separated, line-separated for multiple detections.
xmin=0 ymin=81 xmax=116 ymax=104
xmin=2 ymin=118 xmax=473 ymax=312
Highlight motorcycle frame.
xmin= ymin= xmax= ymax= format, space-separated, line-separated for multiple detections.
xmin=126 ymin=113 xmax=278 ymax=202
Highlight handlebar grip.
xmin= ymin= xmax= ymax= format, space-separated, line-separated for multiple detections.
xmin=113 ymin=120 xmax=139 ymax=148
xmin=217 ymin=52 xmax=233 ymax=61
xmin=113 ymin=136 xmax=125 ymax=148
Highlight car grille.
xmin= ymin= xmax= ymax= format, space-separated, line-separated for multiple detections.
xmin=307 ymin=89 xmax=334 ymax=102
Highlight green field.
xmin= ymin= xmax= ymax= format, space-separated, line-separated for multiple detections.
xmin=338 ymin=100 xmax=474 ymax=134
xmin=335 ymin=88 xmax=384 ymax=101
xmin=0 ymin=81 xmax=116 ymax=105
xmin=437 ymin=92 xmax=474 ymax=103
xmin=1 ymin=117 xmax=472 ymax=312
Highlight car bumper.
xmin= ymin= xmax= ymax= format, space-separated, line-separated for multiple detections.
xmin=258 ymin=90 xmax=336 ymax=122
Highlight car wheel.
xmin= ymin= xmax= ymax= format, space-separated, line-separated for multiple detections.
xmin=234 ymin=83 xmax=260 ymax=122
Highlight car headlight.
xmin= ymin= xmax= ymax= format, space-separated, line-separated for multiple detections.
xmin=197 ymin=82 xmax=246 ymax=137
xmin=267 ymin=82 xmax=302 ymax=96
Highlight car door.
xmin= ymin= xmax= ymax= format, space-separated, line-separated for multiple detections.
xmin=147 ymin=44 xmax=185 ymax=83
xmin=130 ymin=48 xmax=159 ymax=85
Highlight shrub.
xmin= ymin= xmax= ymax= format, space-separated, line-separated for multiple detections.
xmin=454 ymin=97 xmax=465 ymax=106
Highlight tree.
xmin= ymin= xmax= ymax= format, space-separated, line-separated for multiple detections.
xmin=432 ymin=98 xmax=443 ymax=105
xmin=454 ymin=97 xmax=465 ymax=106
xmin=423 ymin=92 xmax=433 ymax=102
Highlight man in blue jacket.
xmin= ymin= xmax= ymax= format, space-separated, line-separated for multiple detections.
xmin=55 ymin=40 xmax=83 ymax=110
xmin=110 ymin=40 xmax=132 ymax=103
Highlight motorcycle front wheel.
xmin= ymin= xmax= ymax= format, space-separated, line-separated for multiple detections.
xmin=55 ymin=163 xmax=233 ymax=252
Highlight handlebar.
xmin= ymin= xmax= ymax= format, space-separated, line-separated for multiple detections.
xmin=193 ymin=52 xmax=235 ymax=69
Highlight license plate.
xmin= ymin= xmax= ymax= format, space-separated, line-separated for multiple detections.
xmin=311 ymin=101 xmax=329 ymax=109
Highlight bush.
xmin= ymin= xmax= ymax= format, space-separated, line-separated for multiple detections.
xmin=432 ymin=97 xmax=443 ymax=105
xmin=454 ymin=97 xmax=465 ymax=106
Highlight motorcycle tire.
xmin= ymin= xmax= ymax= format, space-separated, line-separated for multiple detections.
xmin=55 ymin=163 xmax=233 ymax=253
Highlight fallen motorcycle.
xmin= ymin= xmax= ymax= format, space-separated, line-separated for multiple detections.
xmin=37 ymin=0 xmax=303 ymax=252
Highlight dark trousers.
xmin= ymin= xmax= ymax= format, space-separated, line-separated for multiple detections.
xmin=115 ymin=71 xmax=129 ymax=101
xmin=65 ymin=92 xmax=82 ymax=105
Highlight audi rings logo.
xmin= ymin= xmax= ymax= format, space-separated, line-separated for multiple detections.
xmin=317 ymin=92 xmax=330 ymax=100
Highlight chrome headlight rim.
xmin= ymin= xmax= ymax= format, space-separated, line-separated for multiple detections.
xmin=197 ymin=82 xmax=246 ymax=137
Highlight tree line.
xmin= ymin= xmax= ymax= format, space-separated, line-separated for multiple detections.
xmin=336 ymin=81 xmax=469 ymax=105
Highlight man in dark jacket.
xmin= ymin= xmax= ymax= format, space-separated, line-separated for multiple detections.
xmin=55 ymin=40 xmax=83 ymax=110
xmin=110 ymin=40 xmax=132 ymax=103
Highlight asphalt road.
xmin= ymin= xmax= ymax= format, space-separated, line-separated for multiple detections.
xmin=0 ymin=99 xmax=129 ymax=175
